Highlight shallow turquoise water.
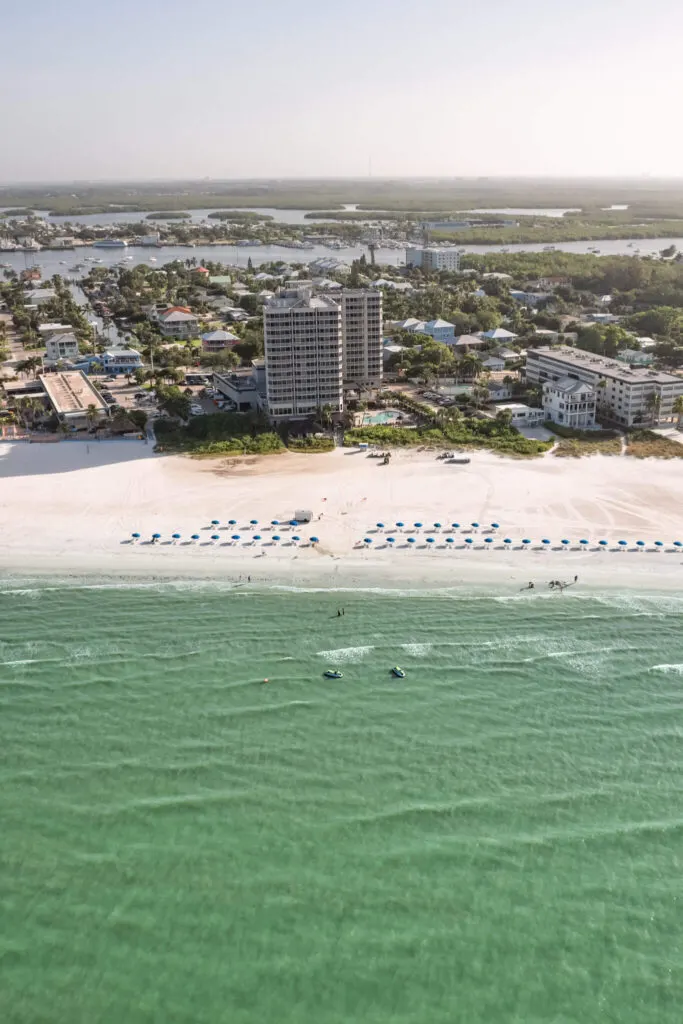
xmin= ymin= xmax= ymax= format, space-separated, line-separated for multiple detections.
xmin=2 ymin=578 xmax=683 ymax=1023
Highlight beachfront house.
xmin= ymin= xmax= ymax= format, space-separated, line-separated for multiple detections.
xmin=157 ymin=307 xmax=199 ymax=340
xmin=451 ymin=334 xmax=488 ymax=353
xmin=45 ymin=333 xmax=80 ymax=363
xmin=201 ymin=329 xmax=239 ymax=353
xmin=543 ymin=377 xmax=597 ymax=429
xmin=102 ymin=349 xmax=143 ymax=374
xmin=213 ymin=366 xmax=266 ymax=413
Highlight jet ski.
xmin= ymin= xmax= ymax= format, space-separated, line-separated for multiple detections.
xmin=391 ymin=666 xmax=406 ymax=678
xmin=323 ymin=669 xmax=343 ymax=679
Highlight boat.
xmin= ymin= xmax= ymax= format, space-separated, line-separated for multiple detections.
xmin=92 ymin=238 xmax=128 ymax=248
xmin=391 ymin=666 xmax=406 ymax=678
xmin=323 ymin=669 xmax=343 ymax=679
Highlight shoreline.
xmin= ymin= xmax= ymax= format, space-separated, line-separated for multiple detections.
xmin=1 ymin=440 xmax=682 ymax=597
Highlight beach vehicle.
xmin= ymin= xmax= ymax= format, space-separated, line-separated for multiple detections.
xmin=323 ymin=669 xmax=343 ymax=679
xmin=391 ymin=666 xmax=406 ymax=678
xmin=447 ymin=456 xmax=471 ymax=464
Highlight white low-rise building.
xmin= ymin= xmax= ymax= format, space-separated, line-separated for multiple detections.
xmin=405 ymin=247 xmax=461 ymax=272
xmin=495 ymin=403 xmax=545 ymax=427
xmin=543 ymin=377 xmax=597 ymax=429
xmin=526 ymin=345 xmax=683 ymax=427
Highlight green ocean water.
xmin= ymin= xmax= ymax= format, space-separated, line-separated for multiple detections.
xmin=2 ymin=578 xmax=683 ymax=1024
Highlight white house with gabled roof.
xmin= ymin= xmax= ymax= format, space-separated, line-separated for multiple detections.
xmin=543 ymin=376 xmax=597 ymax=429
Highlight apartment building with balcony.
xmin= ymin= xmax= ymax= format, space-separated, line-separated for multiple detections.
xmin=337 ymin=289 xmax=383 ymax=388
xmin=405 ymin=247 xmax=461 ymax=272
xmin=526 ymin=346 xmax=683 ymax=427
xmin=264 ymin=287 xmax=343 ymax=420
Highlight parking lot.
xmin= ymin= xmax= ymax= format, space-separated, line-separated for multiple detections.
xmin=92 ymin=373 xmax=236 ymax=418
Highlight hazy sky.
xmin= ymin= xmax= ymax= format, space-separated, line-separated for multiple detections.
xmin=2 ymin=0 xmax=681 ymax=182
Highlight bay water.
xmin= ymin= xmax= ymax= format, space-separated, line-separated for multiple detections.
xmin=2 ymin=578 xmax=683 ymax=1022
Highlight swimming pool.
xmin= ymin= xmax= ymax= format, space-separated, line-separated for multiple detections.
xmin=364 ymin=408 xmax=406 ymax=424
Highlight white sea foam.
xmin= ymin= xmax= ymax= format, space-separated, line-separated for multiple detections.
xmin=401 ymin=643 xmax=433 ymax=657
xmin=316 ymin=645 xmax=374 ymax=662
xmin=651 ymin=663 xmax=683 ymax=673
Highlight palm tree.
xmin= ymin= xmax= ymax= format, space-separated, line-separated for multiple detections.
xmin=645 ymin=391 xmax=662 ymax=426
xmin=85 ymin=404 xmax=99 ymax=432
xmin=673 ymin=395 xmax=683 ymax=429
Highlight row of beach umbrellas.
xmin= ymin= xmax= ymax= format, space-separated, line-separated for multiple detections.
xmin=373 ymin=522 xmax=500 ymax=531
xmin=360 ymin=537 xmax=682 ymax=549
xmin=209 ymin=519 xmax=302 ymax=528
xmin=131 ymin=533 xmax=319 ymax=545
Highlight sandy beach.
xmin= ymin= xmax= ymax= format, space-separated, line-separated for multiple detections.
xmin=0 ymin=439 xmax=682 ymax=592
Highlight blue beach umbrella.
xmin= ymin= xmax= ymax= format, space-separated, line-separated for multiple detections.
xmin=471 ymin=522 xmax=480 ymax=530
xmin=310 ymin=536 xmax=319 ymax=544
xmin=387 ymin=537 xmax=395 ymax=544
xmin=291 ymin=535 xmax=300 ymax=543
xmin=580 ymin=539 xmax=589 ymax=546
xmin=272 ymin=535 xmax=281 ymax=542
xmin=131 ymin=532 xmax=140 ymax=540
xmin=675 ymin=541 xmax=683 ymax=548
xmin=250 ymin=519 xmax=258 ymax=526
xmin=152 ymin=532 xmax=161 ymax=539
xmin=228 ymin=519 xmax=237 ymax=526
xmin=452 ymin=522 xmax=460 ymax=530
xmin=599 ymin=540 xmax=608 ymax=547
xmin=618 ymin=540 xmax=628 ymax=547
xmin=271 ymin=520 xmax=279 ymax=526
xmin=655 ymin=541 xmax=664 ymax=548
xmin=414 ymin=522 xmax=423 ymax=529
xmin=407 ymin=537 xmax=416 ymax=544
xmin=491 ymin=522 xmax=500 ymax=530
xmin=522 ymin=538 xmax=531 ymax=546
xmin=364 ymin=537 xmax=372 ymax=545
xmin=446 ymin=537 xmax=454 ymax=544
xmin=396 ymin=521 xmax=404 ymax=530
xmin=232 ymin=534 xmax=241 ymax=541
xmin=485 ymin=537 xmax=494 ymax=545
xmin=290 ymin=520 xmax=299 ymax=527
xmin=465 ymin=537 xmax=473 ymax=545
xmin=434 ymin=522 xmax=442 ymax=529
xmin=561 ymin=539 xmax=570 ymax=546
xmin=253 ymin=534 xmax=262 ymax=541
xmin=426 ymin=537 xmax=435 ymax=544
xmin=376 ymin=522 xmax=385 ymax=529
xmin=636 ymin=540 xmax=645 ymax=548
xmin=191 ymin=534 xmax=200 ymax=543
xmin=172 ymin=533 xmax=181 ymax=542
xmin=542 ymin=539 xmax=551 ymax=546
xmin=211 ymin=534 xmax=220 ymax=542
xmin=211 ymin=519 xmax=220 ymax=526
xmin=503 ymin=538 xmax=512 ymax=546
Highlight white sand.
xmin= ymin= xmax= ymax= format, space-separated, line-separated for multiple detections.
xmin=0 ymin=440 xmax=682 ymax=593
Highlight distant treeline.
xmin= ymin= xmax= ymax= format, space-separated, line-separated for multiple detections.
xmin=207 ymin=211 xmax=274 ymax=222
xmin=146 ymin=211 xmax=192 ymax=220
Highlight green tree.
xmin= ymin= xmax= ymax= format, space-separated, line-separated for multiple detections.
xmin=645 ymin=391 xmax=661 ymax=425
